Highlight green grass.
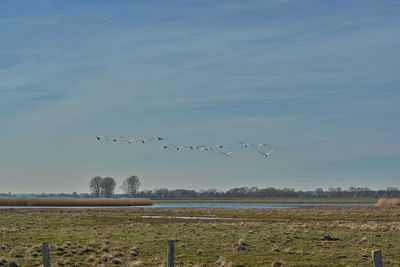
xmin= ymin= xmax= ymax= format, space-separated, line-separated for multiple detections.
xmin=152 ymin=197 xmax=378 ymax=203
xmin=0 ymin=206 xmax=399 ymax=266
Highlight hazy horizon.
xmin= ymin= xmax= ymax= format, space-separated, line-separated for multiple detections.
xmin=3 ymin=184 xmax=398 ymax=196
xmin=1 ymin=0 xmax=400 ymax=193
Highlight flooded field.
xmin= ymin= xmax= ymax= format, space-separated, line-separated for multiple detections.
xmin=0 ymin=202 xmax=375 ymax=209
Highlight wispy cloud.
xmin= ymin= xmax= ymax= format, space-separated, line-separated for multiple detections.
xmin=1 ymin=0 xmax=400 ymax=192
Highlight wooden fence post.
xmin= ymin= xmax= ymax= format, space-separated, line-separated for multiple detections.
xmin=372 ymin=249 xmax=383 ymax=267
xmin=42 ymin=242 xmax=50 ymax=267
xmin=167 ymin=240 xmax=174 ymax=267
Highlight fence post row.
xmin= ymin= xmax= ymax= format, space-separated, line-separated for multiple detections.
xmin=42 ymin=242 xmax=50 ymax=267
xmin=39 ymin=241 xmax=380 ymax=266
xmin=167 ymin=240 xmax=174 ymax=267
xmin=372 ymin=249 xmax=383 ymax=267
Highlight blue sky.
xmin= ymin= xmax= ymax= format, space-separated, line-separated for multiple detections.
xmin=1 ymin=0 xmax=399 ymax=193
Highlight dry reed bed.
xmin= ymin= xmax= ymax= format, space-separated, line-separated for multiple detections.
xmin=376 ymin=198 xmax=400 ymax=208
xmin=0 ymin=197 xmax=152 ymax=206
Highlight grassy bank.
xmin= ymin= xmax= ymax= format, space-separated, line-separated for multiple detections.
xmin=0 ymin=197 xmax=152 ymax=206
xmin=0 ymin=205 xmax=399 ymax=266
xmin=152 ymin=197 xmax=378 ymax=203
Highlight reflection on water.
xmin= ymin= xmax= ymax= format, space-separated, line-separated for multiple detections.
xmin=0 ymin=202 xmax=374 ymax=209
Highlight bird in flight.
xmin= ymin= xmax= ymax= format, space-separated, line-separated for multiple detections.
xmin=258 ymin=150 xmax=274 ymax=158
xmin=238 ymin=141 xmax=254 ymax=147
xmin=258 ymin=143 xmax=270 ymax=147
xmin=200 ymin=146 xmax=213 ymax=151
xmin=123 ymin=138 xmax=136 ymax=144
xmin=220 ymin=151 xmax=232 ymax=156
xmin=148 ymin=136 xmax=165 ymax=142
xmin=170 ymin=144 xmax=181 ymax=150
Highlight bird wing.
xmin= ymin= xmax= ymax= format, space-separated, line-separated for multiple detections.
xmin=258 ymin=151 xmax=267 ymax=156
xmin=258 ymin=143 xmax=269 ymax=147
xmin=266 ymin=150 xmax=275 ymax=155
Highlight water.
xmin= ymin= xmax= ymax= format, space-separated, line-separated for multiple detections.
xmin=149 ymin=202 xmax=374 ymax=208
xmin=0 ymin=202 xmax=374 ymax=209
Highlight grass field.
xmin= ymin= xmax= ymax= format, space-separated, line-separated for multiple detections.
xmin=0 ymin=204 xmax=399 ymax=266
xmin=0 ymin=197 xmax=152 ymax=206
xmin=152 ymin=197 xmax=378 ymax=203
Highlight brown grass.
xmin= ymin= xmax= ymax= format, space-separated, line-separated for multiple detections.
xmin=1 ymin=206 xmax=400 ymax=266
xmin=127 ymin=261 xmax=145 ymax=267
xmin=376 ymin=198 xmax=400 ymax=208
xmin=0 ymin=197 xmax=152 ymax=206
xmin=233 ymin=238 xmax=248 ymax=251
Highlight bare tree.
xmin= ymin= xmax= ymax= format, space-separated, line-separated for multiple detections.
xmin=315 ymin=188 xmax=324 ymax=197
xmin=121 ymin=175 xmax=141 ymax=197
xmin=101 ymin=177 xmax=116 ymax=198
xmin=386 ymin=187 xmax=399 ymax=197
xmin=89 ymin=176 xmax=103 ymax=198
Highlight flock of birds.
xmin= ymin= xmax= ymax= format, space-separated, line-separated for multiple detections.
xmin=95 ymin=136 xmax=275 ymax=159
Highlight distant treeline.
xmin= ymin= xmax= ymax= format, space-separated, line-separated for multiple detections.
xmin=137 ymin=186 xmax=400 ymax=198
xmin=1 ymin=186 xmax=399 ymax=198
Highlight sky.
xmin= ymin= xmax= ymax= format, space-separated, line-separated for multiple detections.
xmin=1 ymin=0 xmax=400 ymax=193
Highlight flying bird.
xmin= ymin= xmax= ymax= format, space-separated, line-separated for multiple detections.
xmin=123 ymin=138 xmax=136 ymax=144
xmin=258 ymin=143 xmax=270 ymax=147
xmin=238 ymin=141 xmax=254 ymax=147
xmin=169 ymin=144 xmax=180 ymax=151
xmin=258 ymin=150 xmax=274 ymax=158
xmin=220 ymin=151 xmax=232 ymax=156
